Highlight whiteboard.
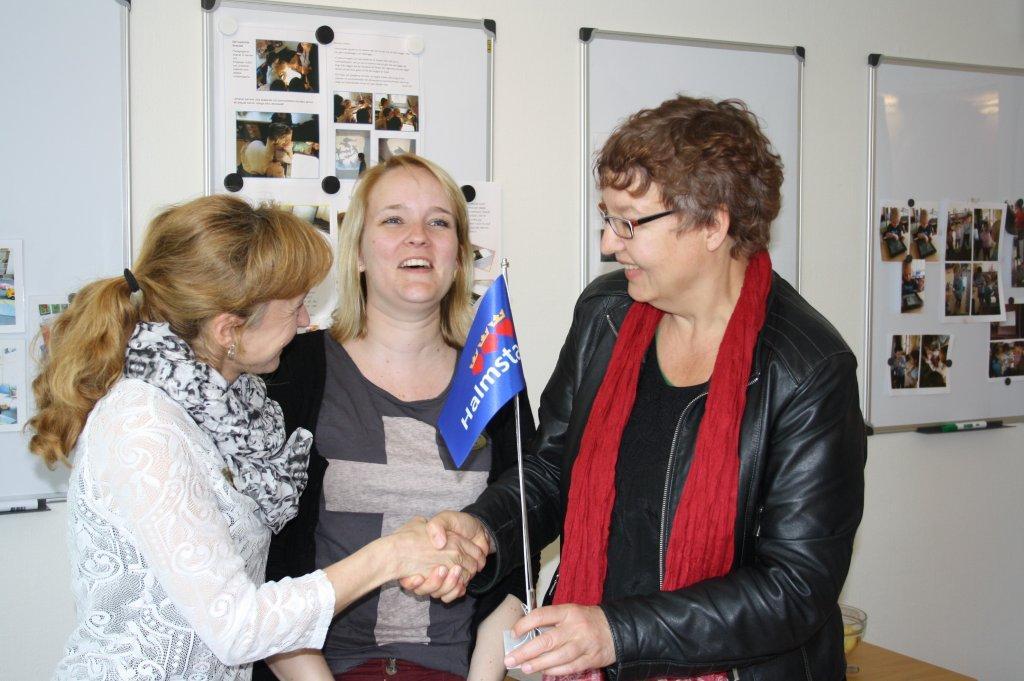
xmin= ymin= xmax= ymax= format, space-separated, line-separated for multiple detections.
xmin=580 ymin=30 xmax=803 ymax=289
xmin=864 ymin=56 xmax=1024 ymax=430
xmin=0 ymin=0 xmax=130 ymax=503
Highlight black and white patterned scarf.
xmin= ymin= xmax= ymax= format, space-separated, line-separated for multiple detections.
xmin=124 ymin=321 xmax=310 ymax=533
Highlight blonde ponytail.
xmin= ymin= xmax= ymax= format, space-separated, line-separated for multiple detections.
xmin=29 ymin=277 xmax=141 ymax=468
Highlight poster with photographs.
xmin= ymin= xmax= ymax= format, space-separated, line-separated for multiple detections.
xmin=464 ymin=182 xmax=502 ymax=301
xmin=909 ymin=201 xmax=940 ymax=261
xmin=0 ymin=340 xmax=25 ymax=431
xmin=942 ymin=202 xmax=1006 ymax=323
xmin=878 ymin=203 xmax=910 ymax=261
xmin=899 ymin=258 xmax=926 ymax=313
xmin=303 ymin=225 xmax=338 ymax=332
xmin=887 ymin=333 xmax=952 ymax=394
xmin=989 ymin=302 xmax=1024 ymax=382
xmin=0 ymin=240 xmax=26 ymax=334
xmin=28 ymin=296 xmax=72 ymax=362
xmin=236 ymin=112 xmax=320 ymax=178
xmin=218 ymin=21 xmax=425 ymax=188
xmin=1005 ymin=197 xmax=1024 ymax=294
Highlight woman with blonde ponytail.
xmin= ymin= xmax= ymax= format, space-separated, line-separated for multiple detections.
xmin=32 ymin=195 xmax=485 ymax=681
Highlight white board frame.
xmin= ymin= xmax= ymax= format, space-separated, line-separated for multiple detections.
xmin=579 ymin=29 xmax=804 ymax=290
xmin=863 ymin=54 xmax=1024 ymax=432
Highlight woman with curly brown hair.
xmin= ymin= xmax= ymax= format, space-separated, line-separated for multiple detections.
xmin=416 ymin=95 xmax=866 ymax=681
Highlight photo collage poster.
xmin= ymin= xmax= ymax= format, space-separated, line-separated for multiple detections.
xmin=0 ymin=242 xmax=27 ymax=431
xmin=464 ymin=182 xmax=502 ymax=300
xmin=1006 ymin=198 xmax=1024 ymax=295
xmin=991 ymin=196 xmax=1023 ymax=382
xmin=878 ymin=198 xmax=1020 ymax=391
xmin=219 ymin=21 xmax=425 ymax=330
xmin=0 ymin=240 xmax=26 ymax=335
xmin=989 ymin=303 xmax=1024 ymax=382
xmin=942 ymin=201 xmax=1005 ymax=323
xmin=886 ymin=333 xmax=953 ymax=394
xmin=0 ymin=340 xmax=26 ymax=432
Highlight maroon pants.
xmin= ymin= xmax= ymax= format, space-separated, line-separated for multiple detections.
xmin=333 ymin=658 xmax=465 ymax=681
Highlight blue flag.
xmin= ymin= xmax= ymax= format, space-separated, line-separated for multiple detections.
xmin=439 ymin=275 xmax=526 ymax=467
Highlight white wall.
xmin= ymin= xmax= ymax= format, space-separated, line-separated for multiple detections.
xmin=2 ymin=0 xmax=1022 ymax=679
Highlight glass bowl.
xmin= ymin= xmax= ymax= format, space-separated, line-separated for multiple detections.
xmin=841 ymin=604 xmax=867 ymax=655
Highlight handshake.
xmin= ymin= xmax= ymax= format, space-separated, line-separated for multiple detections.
xmin=390 ymin=511 xmax=490 ymax=603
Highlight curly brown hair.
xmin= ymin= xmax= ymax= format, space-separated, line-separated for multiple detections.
xmin=596 ymin=95 xmax=783 ymax=259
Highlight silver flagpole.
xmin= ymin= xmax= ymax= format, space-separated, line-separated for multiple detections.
xmin=501 ymin=258 xmax=536 ymax=613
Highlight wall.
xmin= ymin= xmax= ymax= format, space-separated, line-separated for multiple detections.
xmin=1 ymin=0 xmax=1021 ymax=679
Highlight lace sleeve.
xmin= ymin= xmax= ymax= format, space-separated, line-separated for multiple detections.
xmin=87 ymin=382 xmax=336 ymax=666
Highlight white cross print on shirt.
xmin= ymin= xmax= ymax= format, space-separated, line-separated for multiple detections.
xmin=322 ymin=415 xmax=489 ymax=645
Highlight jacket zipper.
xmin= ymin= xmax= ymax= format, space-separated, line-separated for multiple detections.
xmin=658 ymin=374 xmax=760 ymax=589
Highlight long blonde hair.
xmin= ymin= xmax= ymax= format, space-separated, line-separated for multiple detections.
xmin=29 ymin=194 xmax=332 ymax=469
xmin=331 ymin=154 xmax=474 ymax=347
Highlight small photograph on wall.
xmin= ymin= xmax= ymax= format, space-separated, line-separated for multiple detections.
xmin=236 ymin=112 xmax=320 ymax=178
xmin=0 ymin=340 xmax=25 ymax=431
xmin=255 ymin=40 xmax=318 ymax=93
xmin=276 ymin=203 xmax=330 ymax=234
xmin=900 ymin=258 xmax=926 ymax=313
xmin=473 ymin=246 xmax=496 ymax=272
xmin=374 ymin=94 xmax=419 ymax=131
xmin=335 ymin=92 xmax=373 ymax=125
xmin=943 ymin=263 xmax=971 ymax=318
xmin=989 ymin=303 xmax=1024 ymax=381
xmin=879 ymin=204 xmax=910 ymax=261
xmin=378 ymin=137 xmax=416 ymax=163
xmin=472 ymin=278 xmax=494 ymax=303
xmin=909 ymin=203 xmax=940 ymax=261
xmin=969 ymin=262 xmax=1004 ymax=319
xmin=0 ymin=240 xmax=25 ymax=334
xmin=335 ymin=130 xmax=370 ymax=180
xmin=971 ymin=206 xmax=1002 ymax=261
xmin=945 ymin=205 xmax=974 ymax=262
xmin=888 ymin=334 xmax=922 ymax=392
xmin=918 ymin=334 xmax=952 ymax=391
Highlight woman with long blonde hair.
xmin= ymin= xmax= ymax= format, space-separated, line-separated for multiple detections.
xmin=32 ymin=194 xmax=482 ymax=680
xmin=252 ymin=154 xmax=536 ymax=681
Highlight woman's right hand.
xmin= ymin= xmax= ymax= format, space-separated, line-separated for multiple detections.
xmin=397 ymin=512 xmax=492 ymax=599
xmin=386 ymin=516 xmax=487 ymax=603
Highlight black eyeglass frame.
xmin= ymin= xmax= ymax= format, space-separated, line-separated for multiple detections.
xmin=598 ymin=205 xmax=680 ymax=239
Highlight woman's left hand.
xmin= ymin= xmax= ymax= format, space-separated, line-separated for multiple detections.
xmin=502 ymin=604 xmax=616 ymax=676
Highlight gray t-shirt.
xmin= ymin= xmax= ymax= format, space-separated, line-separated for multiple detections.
xmin=315 ymin=334 xmax=492 ymax=675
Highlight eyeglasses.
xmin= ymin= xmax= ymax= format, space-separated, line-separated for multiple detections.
xmin=598 ymin=204 xmax=680 ymax=239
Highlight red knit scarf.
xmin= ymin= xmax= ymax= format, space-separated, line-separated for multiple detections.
xmin=553 ymin=251 xmax=772 ymax=675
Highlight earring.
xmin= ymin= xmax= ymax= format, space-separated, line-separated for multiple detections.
xmin=227 ymin=343 xmax=237 ymax=361
xmin=357 ymin=262 xmax=365 ymax=272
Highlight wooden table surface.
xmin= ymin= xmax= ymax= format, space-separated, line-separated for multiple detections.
xmin=847 ymin=642 xmax=975 ymax=680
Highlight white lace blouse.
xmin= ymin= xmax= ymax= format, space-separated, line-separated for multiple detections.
xmin=55 ymin=379 xmax=336 ymax=680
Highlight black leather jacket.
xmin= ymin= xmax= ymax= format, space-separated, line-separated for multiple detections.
xmin=465 ymin=271 xmax=866 ymax=681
